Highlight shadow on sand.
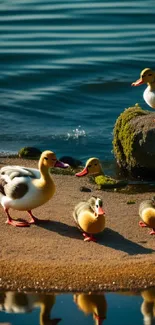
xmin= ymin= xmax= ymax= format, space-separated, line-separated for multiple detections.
xmin=35 ymin=220 xmax=154 ymax=255
xmin=99 ymin=227 xmax=154 ymax=255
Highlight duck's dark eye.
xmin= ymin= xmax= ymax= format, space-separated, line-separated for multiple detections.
xmin=94 ymin=163 xmax=97 ymax=166
xmin=44 ymin=157 xmax=48 ymax=160
xmin=96 ymin=204 xmax=98 ymax=208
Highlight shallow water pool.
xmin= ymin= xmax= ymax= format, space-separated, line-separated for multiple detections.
xmin=0 ymin=288 xmax=154 ymax=325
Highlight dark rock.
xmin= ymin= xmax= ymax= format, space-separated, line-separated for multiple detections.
xmin=18 ymin=147 xmax=42 ymax=159
xmin=80 ymin=186 xmax=92 ymax=192
xmin=59 ymin=156 xmax=82 ymax=168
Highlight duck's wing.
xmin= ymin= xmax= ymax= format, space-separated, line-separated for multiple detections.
xmin=0 ymin=166 xmax=40 ymax=181
xmin=0 ymin=166 xmax=40 ymax=199
xmin=73 ymin=201 xmax=89 ymax=226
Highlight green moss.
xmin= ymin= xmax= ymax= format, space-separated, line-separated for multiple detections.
xmin=89 ymin=174 xmax=128 ymax=189
xmin=113 ymin=104 xmax=148 ymax=168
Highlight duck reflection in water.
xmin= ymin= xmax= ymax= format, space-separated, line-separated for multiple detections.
xmin=119 ymin=287 xmax=155 ymax=325
xmin=140 ymin=287 xmax=155 ymax=325
xmin=0 ymin=291 xmax=61 ymax=325
xmin=73 ymin=293 xmax=107 ymax=325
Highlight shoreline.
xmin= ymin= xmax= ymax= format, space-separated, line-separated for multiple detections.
xmin=0 ymin=157 xmax=154 ymax=293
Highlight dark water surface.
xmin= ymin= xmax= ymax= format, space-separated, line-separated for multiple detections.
xmin=1 ymin=0 xmax=155 ymax=161
xmin=1 ymin=289 xmax=155 ymax=325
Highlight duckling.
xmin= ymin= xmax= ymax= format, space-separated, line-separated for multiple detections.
xmin=0 ymin=291 xmax=61 ymax=325
xmin=73 ymin=196 xmax=105 ymax=242
xmin=74 ymin=293 xmax=107 ymax=325
xmin=0 ymin=150 xmax=69 ymax=227
xmin=132 ymin=68 xmax=155 ymax=109
xmin=139 ymin=197 xmax=155 ymax=235
xmin=141 ymin=287 xmax=155 ymax=325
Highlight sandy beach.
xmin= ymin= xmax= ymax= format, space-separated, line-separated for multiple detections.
xmin=0 ymin=157 xmax=154 ymax=293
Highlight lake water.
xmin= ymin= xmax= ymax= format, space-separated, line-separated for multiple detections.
xmin=0 ymin=0 xmax=155 ymax=162
xmin=1 ymin=289 xmax=155 ymax=325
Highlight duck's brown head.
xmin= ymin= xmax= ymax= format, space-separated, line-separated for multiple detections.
xmin=132 ymin=68 xmax=155 ymax=86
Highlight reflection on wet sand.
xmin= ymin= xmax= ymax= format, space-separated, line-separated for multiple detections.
xmin=0 ymin=292 xmax=61 ymax=325
xmin=74 ymin=293 xmax=107 ymax=325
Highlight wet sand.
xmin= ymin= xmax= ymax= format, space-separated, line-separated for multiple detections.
xmin=0 ymin=157 xmax=154 ymax=293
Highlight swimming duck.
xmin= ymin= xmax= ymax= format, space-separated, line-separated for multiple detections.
xmin=0 ymin=150 xmax=68 ymax=227
xmin=74 ymin=293 xmax=107 ymax=325
xmin=132 ymin=68 xmax=155 ymax=109
xmin=139 ymin=197 xmax=155 ymax=235
xmin=0 ymin=291 xmax=61 ymax=325
xmin=73 ymin=196 xmax=105 ymax=242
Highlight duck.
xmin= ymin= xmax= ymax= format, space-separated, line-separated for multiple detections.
xmin=76 ymin=157 xmax=103 ymax=177
xmin=139 ymin=197 xmax=155 ymax=235
xmin=73 ymin=196 xmax=105 ymax=242
xmin=0 ymin=291 xmax=61 ymax=325
xmin=76 ymin=157 xmax=127 ymax=189
xmin=132 ymin=68 xmax=155 ymax=109
xmin=0 ymin=150 xmax=69 ymax=227
xmin=73 ymin=293 xmax=107 ymax=325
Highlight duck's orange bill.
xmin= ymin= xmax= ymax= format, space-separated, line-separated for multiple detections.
xmin=95 ymin=206 xmax=105 ymax=216
xmin=131 ymin=78 xmax=144 ymax=86
xmin=76 ymin=167 xmax=88 ymax=176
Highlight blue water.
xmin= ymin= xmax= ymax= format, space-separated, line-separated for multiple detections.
xmin=0 ymin=290 xmax=150 ymax=325
xmin=0 ymin=0 xmax=155 ymax=162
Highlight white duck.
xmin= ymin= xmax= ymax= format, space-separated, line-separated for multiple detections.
xmin=0 ymin=150 xmax=68 ymax=227
xmin=132 ymin=68 xmax=155 ymax=109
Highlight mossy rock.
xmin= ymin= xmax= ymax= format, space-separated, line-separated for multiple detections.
xmin=113 ymin=104 xmax=155 ymax=177
xmin=18 ymin=147 xmax=42 ymax=159
xmin=113 ymin=104 xmax=148 ymax=167
xmin=90 ymin=175 xmax=128 ymax=189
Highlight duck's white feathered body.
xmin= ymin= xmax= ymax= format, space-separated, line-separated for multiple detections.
xmin=0 ymin=151 xmax=68 ymax=227
xmin=143 ymin=86 xmax=155 ymax=109
xmin=0 ymin=165 xmax=55 ymax=211
xmin=132 ymin=68 xmax=155 ymax=109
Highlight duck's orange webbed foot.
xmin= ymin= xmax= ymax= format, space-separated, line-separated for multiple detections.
xmin=27 ymin=210 xmax=48 ymax=224
xmin=149 ymin=228 xmax=155 ymax=235
xmin=5 ymin=208 xmax=30 ymax=227
xmin=6 ymin=218 xmax=30 ymax=227
xmin=83 ymin=233 xmax=97 ymax=242
xmin=139 ymin=221 xmax=148 ymax=227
